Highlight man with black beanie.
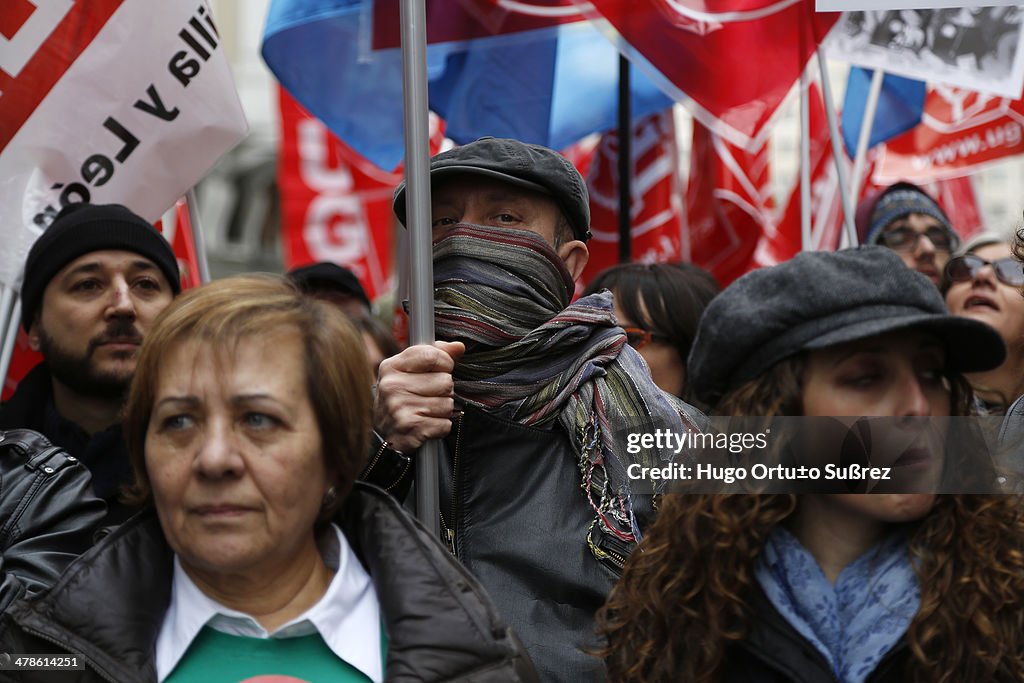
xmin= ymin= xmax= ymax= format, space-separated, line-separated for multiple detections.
xmin=0 ymin=203 xmax=181 ymax=523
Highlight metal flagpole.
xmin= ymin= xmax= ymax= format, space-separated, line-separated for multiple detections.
xmin=800 ymin=70 xmax=811 ymax=251
xmin=399 ymin=0 xmax=441 ymax=537
xmin=815 ymin=47 xmax=857 ymax=248
xmin=849 ymin=69 xmax=885 ymax=217
xmin=0 ymin=287 xmax=16 ymax=394
xmin=185 ymin=188 xmax=212 ymax=284
xmin=617 ymin=54 xmax=632 ymax=263
xmin=0 ymin=285 xmax=11 ymax=351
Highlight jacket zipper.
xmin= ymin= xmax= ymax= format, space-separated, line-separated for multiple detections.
xmin=444 ymin=412 xmax=464 ymax=558
xmin=603 ymin=548 xmax=627 ymax=571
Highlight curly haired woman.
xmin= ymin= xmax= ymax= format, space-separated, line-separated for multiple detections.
xmin=599 ymin=247 xmax=1024 ymax=683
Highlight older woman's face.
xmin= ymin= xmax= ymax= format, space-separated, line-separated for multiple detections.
xmin=945 ymin=242 xmax=1024 ymax=351
xmin=145 ymin=331 xmax=329 ymax=579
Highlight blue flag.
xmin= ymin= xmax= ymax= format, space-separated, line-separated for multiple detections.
xmin=262 ymin=0 xmax=673 ymax=171
xmin=842 ymin=66 xmax=925 ymax=159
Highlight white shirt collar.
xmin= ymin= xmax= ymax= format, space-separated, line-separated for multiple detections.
xmin=155 ymin=523 xmax=382 ymax=682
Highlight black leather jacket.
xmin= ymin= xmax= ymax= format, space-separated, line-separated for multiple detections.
xmin=0 ymin=481 xmax=537 ymax=683
xmin=0 ymin=429 xmax=105 ymax=613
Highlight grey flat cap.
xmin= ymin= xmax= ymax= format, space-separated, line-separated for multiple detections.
xmin=392 ymin=136 xmax=591 ymax=241
xmin=688 ymin=246 xmax=1006 ymax=406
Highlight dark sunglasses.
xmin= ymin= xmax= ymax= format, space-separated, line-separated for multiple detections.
xmin=623 ymin=327 xmax=671 ymax=350
xmin=877 ymin=226 xmax=954 ymax=252
xmin=946 ymin=254 xmax=1024 ymax=287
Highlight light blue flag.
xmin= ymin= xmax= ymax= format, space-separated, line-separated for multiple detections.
xmin=841 ymin=66 xmax=925 ymax=159
xmin=262 ymin=0 xmax=674 ymax=171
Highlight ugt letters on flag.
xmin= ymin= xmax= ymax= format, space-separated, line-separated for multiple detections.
xmin=0 ymin=0 xmax=248 ymax=292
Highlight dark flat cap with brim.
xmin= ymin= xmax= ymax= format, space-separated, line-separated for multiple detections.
xmin=688 ymin=245 xmax=1006 ymax=406
xmin=392 ymin=136 xmax=592 ymax=242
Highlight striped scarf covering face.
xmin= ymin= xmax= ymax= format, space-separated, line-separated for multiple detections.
xmin=433 ymin=224 xmax=694 ymax=543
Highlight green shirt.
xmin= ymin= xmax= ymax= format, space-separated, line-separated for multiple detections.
xmin=165 ymin=625 xmax=386 ymax=683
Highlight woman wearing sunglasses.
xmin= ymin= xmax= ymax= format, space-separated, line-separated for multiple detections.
xmin=943 ymin=232 xmax=1024 ymax=415
xmin=583 ymin=262 xmax=720 ymax=401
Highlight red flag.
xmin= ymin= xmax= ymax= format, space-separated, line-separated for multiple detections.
xmin=155 ymin=199 xmax=203 ymax=291
xmin=372 ymin=0 xmax=584 ymax=48
xmin=926 ymin=176 xmax=983 ymax=242
xmin=276 ymin=88 xmax=445 ymax=302
xmin=766 ymin=82 xmax=848 ymax=266
xmin=876 ymin=86 xmax=1024 ymax=182
xmin=579 ymin=110 xmax=683 ymax=290
xmin=768 ymin=84 xmax=984 ymax=266
xmin=686 ymin=121 xmax=774 ymax=286
xmin=576 ymin=0 xmax=840 ymax=150
xmin=2 ymin=333 xmax=41 ymax=402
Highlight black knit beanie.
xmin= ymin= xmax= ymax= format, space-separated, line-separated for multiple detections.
xmin=20 ymin=203 xmax=181 ymax=330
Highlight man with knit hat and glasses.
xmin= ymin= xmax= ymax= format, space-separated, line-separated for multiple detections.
xmin=0 ymin=203 xmax=180 ymax=523
xmin=855 ymin=181 xmax=961 ymax=286
xmin=378 ymin=137 xmax=702 ymax=681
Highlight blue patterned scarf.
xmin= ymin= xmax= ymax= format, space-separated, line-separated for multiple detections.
xmin=432 ymin=224 xmax=699 ymax=546
xmin=754 ymin=526 xmax=919 ymax=683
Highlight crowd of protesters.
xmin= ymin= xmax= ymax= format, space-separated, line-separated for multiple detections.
xmin=1 ymin=140 xmax=1023 ymax=682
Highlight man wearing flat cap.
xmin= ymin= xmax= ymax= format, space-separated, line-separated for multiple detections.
xmin=376 ymin=137 xmax=701 ymax=681
xmin=0 ymin=203 xmax=180 ymax=523
xmin=855 ymin=181 xmax=961 ymax=287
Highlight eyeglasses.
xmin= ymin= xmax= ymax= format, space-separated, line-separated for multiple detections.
xmin=946 ymin=254 xmax=1024 ymax=287
xmin=622 ymin=327 xmax=671 ymax=350
xmin=877 ymin=226 xmax=954 ymax=252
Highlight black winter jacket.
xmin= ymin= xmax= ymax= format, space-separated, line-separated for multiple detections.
xmin=0 ymin=365 xmax=136 ymax=524
xmin=720 ymin=583 xmax=911 ymax=682
xmin=0 ymin=429 xmax=105 ymax=613
xmin=0 ymin=481 xmax=537 ymax=683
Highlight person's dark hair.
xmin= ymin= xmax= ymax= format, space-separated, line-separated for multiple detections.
xmin=1013 ymin=224 xmax=1024 ymax=276
xmin=583 ymin=262 xmax=720 ymax=398
xmin=599 ymin=492 xmax=1024 ymax=682
xmin=123 ymin=275 xmax=372 ymax=518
